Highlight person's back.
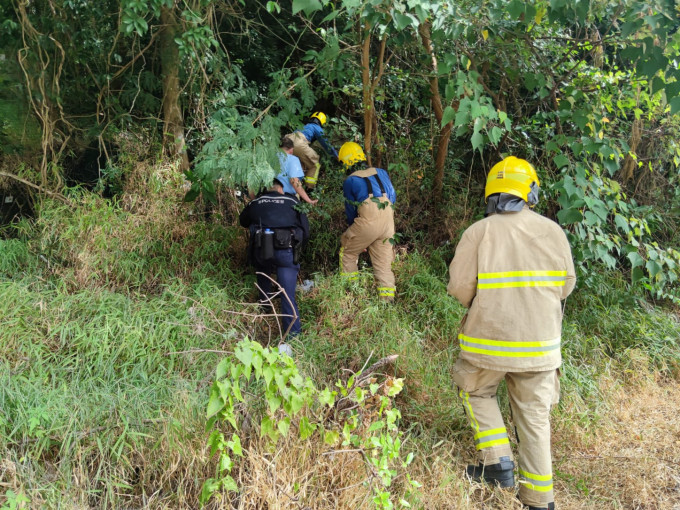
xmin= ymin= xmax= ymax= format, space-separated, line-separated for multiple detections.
xmin=449 ymin=206 xmax=574 ymax=372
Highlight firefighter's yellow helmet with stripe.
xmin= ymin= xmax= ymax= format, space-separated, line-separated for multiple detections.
xmin=338 ymin=142 xmax=367 ymax=168
xmin=485 ymin=156 xmax=540 ymax=202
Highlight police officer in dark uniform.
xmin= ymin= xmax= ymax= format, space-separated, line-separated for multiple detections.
xmin=239 ymin=178 xmax=309 ymax=337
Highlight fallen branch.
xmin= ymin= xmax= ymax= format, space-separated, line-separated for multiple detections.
xmin=0 ymin=171 xmax=70 ymax=203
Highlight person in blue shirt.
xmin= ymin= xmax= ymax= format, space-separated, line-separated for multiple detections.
xmin=287 ymin=112 xmax=339 ymax=189
xmin=276 ymin=136 xmax=318 ymax=205
xmin=338 ymin=142 xmax=397 ymax=302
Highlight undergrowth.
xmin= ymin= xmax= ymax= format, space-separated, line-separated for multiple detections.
xmin=1 ymin=171 xmax=679 ymax=509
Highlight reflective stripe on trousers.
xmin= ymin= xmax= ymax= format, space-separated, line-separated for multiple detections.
xmin=519 ymin=468 xmax=553 ymax=493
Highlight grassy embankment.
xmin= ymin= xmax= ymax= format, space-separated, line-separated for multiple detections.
xmin=1 ymin=164 xmax=679 ymax=509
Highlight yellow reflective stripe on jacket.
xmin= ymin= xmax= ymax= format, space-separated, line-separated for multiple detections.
xmin=519 ymin=468 xmax=553 ymax=492
xmin=378 ymin=287 xmax=395 ymax=297
xmin=304 ymin=175 xmax=318 ymax=184
xmin=478 ymin=270 xmax=567 ymax=289
xmin=459 ymin=334 xmax=560 ymax=357
xmin=474 ymin=427 xmax=509 ymax=450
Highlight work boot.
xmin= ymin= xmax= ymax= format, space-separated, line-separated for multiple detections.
xmin=466 ymin=456 xmax=515 ymax=488
xmin=525 ymin=503 xmax=554 ymax=510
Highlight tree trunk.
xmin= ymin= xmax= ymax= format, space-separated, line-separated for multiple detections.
xmin=360 ymin=22 xmax=386 ymax=167
xmin=160 ymin=6 xmax=189 ymax=171
xmin=361 ymin=23 xmax=373 ymax=166
xmin=419 ymin=21 xmax=452 ymax=204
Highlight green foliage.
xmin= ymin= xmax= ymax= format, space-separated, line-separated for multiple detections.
xmin=189 ymin=67 xmax=317 ymax=200
xmin=202 ymin=339 xmax=417 ymax=508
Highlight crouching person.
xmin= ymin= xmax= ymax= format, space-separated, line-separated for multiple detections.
xmin=239 ymin=178 xmax=310 ymax=337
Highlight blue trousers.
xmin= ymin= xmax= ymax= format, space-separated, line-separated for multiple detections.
xmin=254 ymin=248 xmax=301 ymax=336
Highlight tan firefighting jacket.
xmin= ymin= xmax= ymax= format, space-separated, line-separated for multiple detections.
xmin=448 ymin=206 xmax=576 ymax=372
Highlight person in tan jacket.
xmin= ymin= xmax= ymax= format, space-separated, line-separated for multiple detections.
xmin=338 ymin=142 xmax=397 ymax=301
xmin=448 ymin=156 xmax=576 ymax=510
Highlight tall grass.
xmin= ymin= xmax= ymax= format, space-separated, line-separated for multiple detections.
xmin=1 ymin=175 xmax=679 ymax=508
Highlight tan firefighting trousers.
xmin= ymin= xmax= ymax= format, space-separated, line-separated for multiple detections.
xmin=340 ymin=196 xmax=396 ymax=300
xmin=288 ymin=131 xmax=321 ymax=188
xmin=453 ymin=358 xmax=560 ymax=507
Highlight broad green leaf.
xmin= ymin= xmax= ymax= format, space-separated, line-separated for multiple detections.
xmin=553 ymin=154 xmax=569 ymax=169
xmin=670 ymin=97 xmax=680 ymax=116
xmin=299 ymin=416 xmax=317 ymax=440
xmin=206 ymin=388 xmax=225 ymax=418
xmin=277 ymin=417 xmax=291 ymax=437
xmin=489 ymin=126 xmax=502 ymax=145
xmin=471 ymin=131 xmax=484 ymax=152
xmin=324 ymin=430 xmax=339 ymax=445
xmin=229 ymin=433 xmax=243 ymax=456
xmin=557 ymin=208 xmax=583 ymax=225
xmin=627 ymin=251 xmax=644 ymax=268
xmin=441 ymin=106 xmax=456 ymax=127
xmin=290 ymin=394 xmax=304 ymax=414
xmin=614 ymin=214 xmax=630 ymax=233
xmin=292 ymin=0 xmax=322 ymax=15
xmin=393 ymin=12 xmax=413 ymax=30
xmin=646 ymin=260 xmax=662 ymax=278
xmin=222 ymin=475 xmax=239 ymax=492
xmin=508 ymin=0 xmax=524 ymax=20
xmin=368 ymin=420 xmax=385 ymax=432
xmin=267 ymin=392 xmax=282 ymax=413
xmin=216 ymin=358 xmax=230 ymax=380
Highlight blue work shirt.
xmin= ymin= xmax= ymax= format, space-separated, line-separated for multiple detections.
xmin=343 ymin=168 xmax=396 ymax=225
xmin=297 ymin=122 xmax=339 ymax=159
xmin=276 ymin=152 xmax=305 ymax=196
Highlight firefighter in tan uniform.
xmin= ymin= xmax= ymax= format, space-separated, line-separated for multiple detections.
xmin=286 ymin=112 xmax=339 ymax=189
xmin=448 ymin=156 xmax=576 ymax=510
xmin=339 ymin=142 xmax=397 ymax=301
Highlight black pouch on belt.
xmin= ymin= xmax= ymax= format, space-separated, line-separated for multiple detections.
xmin=274 ymin=229 xmax=293 ymax=249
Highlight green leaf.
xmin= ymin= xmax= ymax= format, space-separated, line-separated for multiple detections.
xmin=222 ymin=475 xmax=239 ymax=492
xmin=229 ymin=433 xmax=243 ymax=456
xmin=627 ymin=251 xmax=644 ymax=268
xmin=553 ymin=154 xmax=569 ymax=169
xmin=393 ymin=12 xmax=413 ymax=30
xmin=557 ymin=208 xmax=583 ymax=225
xmin=368 ymin=420 xmax=385 ymax=432
xmin=670 ymin=97 xmax=680 ymax=116
xmin=290 ymin=394 xmax=304 ymax=414
xmin=206 ymin=387 xmax=225 ymax=418
xmin=508 ymin=0 xmax=524 ymax=19
xmin=277 ymin=417 xmax=291 ymax=437
xmin=441 ymin=106 xmax=456 ymax=127
xmin=646 ymin=260 xmax=662 ymax=278
xmin=292 ymin=0 xmax=322 ymax=15
xmin=200 ymin=478 xmax=219 ymax=505
xmin=489 ymin=126 xmax=502 ymax=145
xmin=324 ymin=430 xmax=339 ymax=445
xmin=183 ymin=188 xmax=199 ymax=202
xmin=267 ymin=393 xmax=282 ymax=413
xmin=614 ymin=214 xmax=630 ymax=233
xmin=471 ymin=131 xmax=484 ymax=152
xmin=216 ymin=359 xmax=230 ymax=380
xmin=235 ymin=344 xmax=254 ymax=370
xmin=299 ymin=416 xmax=317 ymax=440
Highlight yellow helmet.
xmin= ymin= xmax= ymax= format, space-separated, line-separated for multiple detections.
xmin=338 ymin=142 xmax=366 ymax=168
xmin=485 ymin=156 xmax=540 ymax=202
xmin=310 ymin=111 xmax=327 ymax=126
